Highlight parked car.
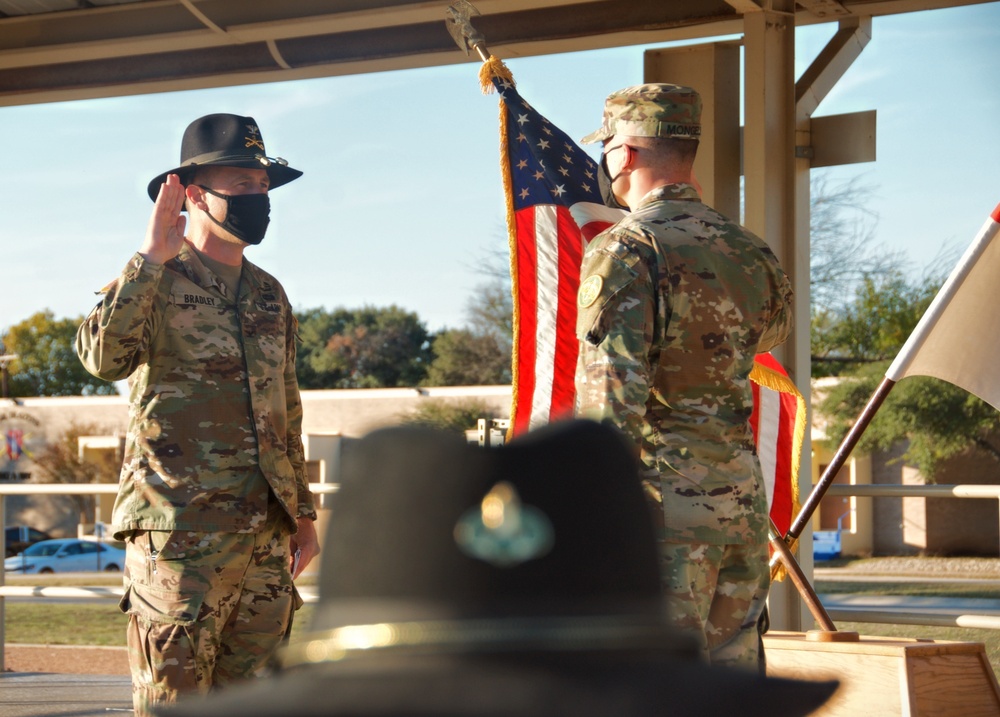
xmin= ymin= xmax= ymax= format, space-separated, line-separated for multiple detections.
xmin=4 ymin=538 xmax=127 ymax=574
xmin=4 ymin=526 xmax=52 ymax=557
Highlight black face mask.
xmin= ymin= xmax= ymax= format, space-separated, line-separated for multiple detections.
xmin=597 ymin=152 xmax=628 ymax=210
xmin=198 ymin=186 xmax=271 ymax=245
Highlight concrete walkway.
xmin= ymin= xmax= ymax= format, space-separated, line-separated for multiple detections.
xmin=0 ymin=673 xmax=131 ymax=717
xmin=2 ymin=587 xmax=996 ymax=717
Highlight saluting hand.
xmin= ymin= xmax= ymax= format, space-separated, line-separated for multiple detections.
xmin=139 ymin=173 xmax=187 ymax=265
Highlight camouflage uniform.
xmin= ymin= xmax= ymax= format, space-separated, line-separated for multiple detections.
xmin=76 ymin=244 xmax=316 ymax=715
xmin=575 ymin=84 xmax=793 ymax=670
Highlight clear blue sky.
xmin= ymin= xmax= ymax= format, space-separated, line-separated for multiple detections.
xmin=2 ymin=2 xmax=998 ymax=336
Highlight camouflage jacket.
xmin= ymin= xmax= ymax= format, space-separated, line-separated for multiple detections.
xmin=575 ymin=183 xmax=792 ymax=545
xmin=76 ymin=245 xmax=316 ymax=538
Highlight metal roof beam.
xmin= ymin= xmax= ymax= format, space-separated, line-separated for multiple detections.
xmin=795 ymin=14 xmax=872 ymax=118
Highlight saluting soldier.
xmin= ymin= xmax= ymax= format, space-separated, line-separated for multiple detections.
xmin=76 ymin=113 xmax=320 ymax=716
xmin=574 ymin=85 xmax=793 ymax=670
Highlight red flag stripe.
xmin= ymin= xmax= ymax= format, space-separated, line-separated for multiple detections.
xmin=551 ymin=206 xmax=585 ymax=423
xmin=772 ymin=388 xmax=798 ymax=534
xmin=513 ymin=207 xmax=539 ymax=435
xmin=514 ymin=205 xmax=587 ymax=432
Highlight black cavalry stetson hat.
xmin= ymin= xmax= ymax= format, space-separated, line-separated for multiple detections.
xmin=160 ymin=420 xmax=837 ymax=717
xmin=147 ymin=113 xmax=302 ymax=201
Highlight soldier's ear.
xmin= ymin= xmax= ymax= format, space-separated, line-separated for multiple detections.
xmin=185 ymin=184 xmax=208 ymax=212
xmin=623 ymin=144 xmax=636 ymax=168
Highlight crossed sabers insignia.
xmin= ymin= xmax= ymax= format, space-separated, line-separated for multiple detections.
xmin=244 ymin=124 xmax=265 ymax=151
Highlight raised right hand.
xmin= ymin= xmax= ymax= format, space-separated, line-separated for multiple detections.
xmin=139 ymin=173 xmax=187 ymax=265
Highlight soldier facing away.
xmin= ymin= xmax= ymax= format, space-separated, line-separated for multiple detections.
xmin=574 ymin=84 xmax=793 ymax=669
xmin=76 ymin=113 xmax=320 ymax=716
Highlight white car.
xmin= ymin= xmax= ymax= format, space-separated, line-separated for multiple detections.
xmin=4 ymin=538 xmax=127 ymax=574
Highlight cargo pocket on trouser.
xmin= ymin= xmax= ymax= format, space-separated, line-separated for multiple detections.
xmin=121 ymin=581 xmax=205 ymax=717
xmin=283 ymin=584 xmax=304 ymax=640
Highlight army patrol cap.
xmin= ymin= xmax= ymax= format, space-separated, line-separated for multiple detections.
xmin=147 ymin=113 xmax=303 ymax=201
xmin=581 ymin=83 xmax=702 ymax=145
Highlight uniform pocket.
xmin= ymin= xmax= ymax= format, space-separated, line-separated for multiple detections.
xmin=123 ymin=583 xmax=206 ymax=701
xmin=121 ymin=581 xmax=204 ymax=627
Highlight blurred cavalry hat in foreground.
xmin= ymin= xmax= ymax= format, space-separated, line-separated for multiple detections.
xmin=162 ymin=420 xmax=837 ymax=717
xmin=147 ymin=113 xmax=303 ymax=201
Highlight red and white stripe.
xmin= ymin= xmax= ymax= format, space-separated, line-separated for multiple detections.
xmin=511 ymin=201 xmax=620 ymax=433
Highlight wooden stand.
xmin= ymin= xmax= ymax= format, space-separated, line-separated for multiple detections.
xmin=764 ymin=631 xmax=1000 ymax=717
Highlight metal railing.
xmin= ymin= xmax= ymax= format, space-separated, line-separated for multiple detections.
xmin=0 ymin=481 xmax=337 ymax=668
xmin=816 ymin=483 xmax=1000 ymax=630
xmin=3 ymin=481 xmax=1000 ymax=668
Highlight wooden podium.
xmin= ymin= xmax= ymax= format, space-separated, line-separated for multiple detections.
xmin=764 ymin=631 xmax=1000 ymax=716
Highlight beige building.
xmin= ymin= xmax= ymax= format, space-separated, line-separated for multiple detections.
xmin=7 ymin=380 xmax=999 ymax=558
xmin=810 ymin=379 xmax=1000 ymax=558
xmin=0 ymin=386 xmax=511 ymax=541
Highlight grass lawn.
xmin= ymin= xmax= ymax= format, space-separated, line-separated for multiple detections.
xmin=2 ymin=573 xmax=317 ymax=645
xmin=811 ymin=566 xmax=1000 ymax=676
xmin=2 ymin=602 xmax=317 ymax=646
xmin=4 ymin=566 xmax=1000 ymax=677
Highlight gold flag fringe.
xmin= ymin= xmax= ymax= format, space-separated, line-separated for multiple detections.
xmin=479 ymin=56 xmax=519 ymax=440
xmin=479 ymin=56 xmax=514 ymax=93
xmin=749 ymin=359 xmax=808 ymax=582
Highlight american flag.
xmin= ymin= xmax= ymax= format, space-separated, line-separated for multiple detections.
xmin=486 ymin=63 xmax=623 ymax=434
xmin=749 ymin=352 xmax=806 ymax=542
xmin=481 ymin=58 xmax=801 ymax=563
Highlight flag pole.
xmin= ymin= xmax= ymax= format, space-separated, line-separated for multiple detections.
xmin=781 ymin=376 xmax=896 ymax=546
xmin=766 ymin=377 xmax=894 ymax=625
xmin=775 ymin=201 xmax=1000 ymax=556
xmin=768 ymin=519 xmax=843 ymax=634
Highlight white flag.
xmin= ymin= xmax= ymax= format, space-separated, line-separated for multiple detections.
xmin=886 ymin=203 xmax=1000 ymax=409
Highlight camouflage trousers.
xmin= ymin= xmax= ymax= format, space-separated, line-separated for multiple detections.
xmin=658 ymin=540 xmax=769 ymax=670
xmin=120 ymin=505 xmax=299 ymax=717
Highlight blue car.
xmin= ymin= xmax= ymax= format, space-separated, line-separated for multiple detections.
xmin=3 ymin=538 xmax=127 ymax=574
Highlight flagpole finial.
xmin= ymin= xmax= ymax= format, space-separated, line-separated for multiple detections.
xmin=446 ymin=0 xmax=491 ymax=62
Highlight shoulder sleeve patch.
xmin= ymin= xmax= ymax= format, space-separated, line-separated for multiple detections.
xmin=576 ymin=250 xmax=639 ymax=346
xmin=577 ymin=275 xmax=603 ymax=308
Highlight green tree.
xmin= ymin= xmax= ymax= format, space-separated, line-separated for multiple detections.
xmin=295 ymin=306 xmax=431 ymax=389
xmin=811 ymin=270 xmax=941 ymax=377
xmin=294 ymin=306 xmax=339 ymax=389
xmin=806 ymin=172 xmax=961 ymax=379
xmin=814 ymin=268 xmax=1000 ymax=478
xmin=424 ymin=329 xmax=511 ymax=386
xmin=428 ymin=244 xmax=514 ymax=386
xmin=819 ymin=364 xmax=1000 ymax=478
xmin=2 ymin=312 xmax=116 ymax=397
